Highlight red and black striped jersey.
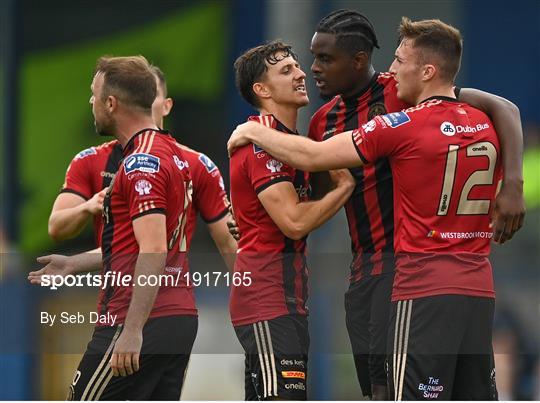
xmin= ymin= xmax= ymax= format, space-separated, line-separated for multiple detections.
xmin=352 ymin=98 xmax=501 ymax=301
xmin=308 ymin=72 xmax=409 ymax=282
xmin=61 ymin=140 xmax=123 ymax=246
xmin=229 ymin=115 xmax=310 ymax=326
xmin=173 ymin=144 xmax=230 ymax=247
xmin=99 ymin=129 xmax=195 ymax=325
xmin=61 ymin=140 xmax=229 ymax=249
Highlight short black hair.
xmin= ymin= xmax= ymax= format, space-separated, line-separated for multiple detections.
xmin=316 ymin=9 xmax=379 ymax=55
xmin=234 ymin=40 xmax=298 ymax=108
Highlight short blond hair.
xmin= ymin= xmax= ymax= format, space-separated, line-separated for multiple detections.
xmin=399 ymin=17 xmax=463 ymax=83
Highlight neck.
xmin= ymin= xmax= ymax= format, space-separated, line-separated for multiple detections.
xmin=259 ymin=102 xmax=298 ymax=132
xmin=342 ymin=65 xmax=376 ymax=99
xmin=114 ymin=112 xmax=159 ymax=147
xmin=414 ymin=82 xmax=456 ymax=105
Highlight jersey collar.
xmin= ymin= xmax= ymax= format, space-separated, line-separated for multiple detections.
xmin=341 ymin=71 xmax=379 ymax=103
xmin=418 ymin=95 xmax=459 ymax=104
xmin=123 ymin=128 xmax=171 ymax=154
xmin=248 ymin=114 xmax=298 ymax=135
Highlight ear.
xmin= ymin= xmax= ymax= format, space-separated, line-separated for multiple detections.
xmin=106 ymin=95 xmax=117 ymax=112
xmin=253 ymin=82 xmax=271 ymax=101
xmin=352 ymin=51 xmax=369 ymax=71
xmin=163 ymin=98 xmax=173 ymax=117
xmin=422 ymin=64 xmax=437 ymax=81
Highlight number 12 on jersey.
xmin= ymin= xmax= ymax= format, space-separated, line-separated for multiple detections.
xmin=437 ymin=142 xmax=498 ymax=216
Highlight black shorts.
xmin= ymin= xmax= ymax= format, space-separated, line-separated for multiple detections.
xmin=344 ymin=272 xmax=394 ymax=396
xmin=387 ymin=295 xmax=497 ymax=400
xmin=68 ymin=315 xmax=197 ymax=400
xmin=234 ymin=315 xmax=309 ymax=400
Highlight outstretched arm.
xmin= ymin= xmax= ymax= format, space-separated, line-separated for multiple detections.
xmin=228 ymin=121 xmax=362 ymax=172
xmin=28 ymin=248 xmax=102 ymax=284
xmin=459 ymin=88 xmax=525 ymax=243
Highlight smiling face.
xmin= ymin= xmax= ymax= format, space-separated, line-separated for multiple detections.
xmin=389 ymin=38 xmax=425 ymax=105
xmin=256 ymin=50 xmax=309 ymax=108
xmin=310 ymin=32 xmax=363 ymax=98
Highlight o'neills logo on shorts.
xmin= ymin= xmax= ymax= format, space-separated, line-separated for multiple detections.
xmin=281 ymin=371 xmax=305 ymax=379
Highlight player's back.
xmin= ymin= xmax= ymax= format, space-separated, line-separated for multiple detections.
xmin=354 ymin=98 xmax=502 ymax=301
xmin=100 ymin=129 xmax=196 ymax=324
xmin=394 ymin=99 xmax=500 ymax=300
xmin=387 ymin=99 xmax=501 ymax=254
xmin=173 ymin=143 xmax=229 ymax=247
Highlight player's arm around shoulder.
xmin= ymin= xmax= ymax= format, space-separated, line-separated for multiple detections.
xmin=229 ymin=121 xmax=360 ymax=172
xmin=458 ymin=88 xmax=525 ymax=243
xmin=257 ymin=169 xmax=355 ymax=240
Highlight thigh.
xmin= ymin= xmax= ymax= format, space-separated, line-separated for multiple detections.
xmin=369 ymin=273 xmax=394 ymax=386
xmin=148 ymin=315 xmax=198 ymax=400
xmin=69 ymin=315 xmax=197 ymax=401
xmin=453 ymin=298 xmax=497 ymax=400
xmin=345 ymin=279 xmax=373 ymax=395
xmin=149 ymin=354 xmax=192 ymax=400
xmin=235 ymin=315 xmax=309 ymax=401
xmin=68 ymin=326 xmax=122 ymax=401
xmin=387 ymin=297 xmax=467 ymax=400
xmin=345 ymin=279 xmax=372 ymax=353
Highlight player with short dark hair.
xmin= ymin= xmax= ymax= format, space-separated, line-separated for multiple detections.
xmin=228 ymin=17 xmax=524 ymax=400
xmin=230 ymin=40 xmax=355 ymax=400
xmin=305 ymin=9 xmax=525 ymax=399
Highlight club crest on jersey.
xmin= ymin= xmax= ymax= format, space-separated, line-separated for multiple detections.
xmin=173 ymin=155 xmax=189 ymax=170
xmin=75 ymin=147 xmax=97 ymax=159
xmin=362 ymin=120 xmax=377 ymax=133
xmin=135 ymin=179 xmax=152 ymax=196
xmin=266 ymin=159 xmax=283 ymax=173
xmin=124 ymin=153 xmax=160 ymax=174
xmin=440 ymin=122 xmax=456 ymax=136
xmin=382 ymin=111 xmax=410 ymax=128
xmin=367 ymin=102 xmax=387 ymax=120
xmin=198 ymin=154 xmax=217 ymax=173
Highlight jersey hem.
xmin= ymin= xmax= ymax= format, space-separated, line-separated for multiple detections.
xmin=391 ymin=289 xmax=495 ymax=302
xmin=231 ymin=310 xmax=308 ymax=327
xmin=96 ymin=309 xmax=198 ymax=328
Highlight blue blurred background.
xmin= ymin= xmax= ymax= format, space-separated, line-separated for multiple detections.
xmin=1 ymin=0 xmax=539 ymax=399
